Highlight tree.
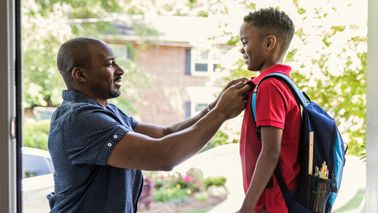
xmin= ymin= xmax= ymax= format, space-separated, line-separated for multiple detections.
xmin=220 ymin=0 xmax=367 ymax=156
xmin=22 ymin=0 xmax=367 ymax=156
xmin=22 ymin=0 xmax=145 ymax=112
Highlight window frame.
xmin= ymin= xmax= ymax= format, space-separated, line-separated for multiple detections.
xmin=0 ymin=0 xmax=20 ymax=212
xmin=190 ymin=47 xmax=221 ymax=75
xmin=190 ymin=102 xmax=208 ymax=117
xmin=109 ymin=43 xmax=129 ymax=61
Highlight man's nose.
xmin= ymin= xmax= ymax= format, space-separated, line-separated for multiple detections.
xmin=240 ymin=47 xmax=245 ymax=54
xmin=115 ymin=64 xmax=125 ymax=75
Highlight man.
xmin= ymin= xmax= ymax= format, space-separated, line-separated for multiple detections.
xmin=47 ymin=37 xmax=251 ymax=213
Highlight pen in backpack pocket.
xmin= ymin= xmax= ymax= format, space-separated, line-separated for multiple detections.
xmin=308 ymin=132 xmax=314 ymax=175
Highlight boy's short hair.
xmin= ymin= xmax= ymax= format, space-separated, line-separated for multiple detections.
xmin=244 ymin=7 xmax=294 ymax=53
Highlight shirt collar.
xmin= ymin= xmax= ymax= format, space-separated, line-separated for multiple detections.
xmin=251 ymin=64 xmax=292 ymax=86
xmin=62 ymin=90 xmax=101 ymax=106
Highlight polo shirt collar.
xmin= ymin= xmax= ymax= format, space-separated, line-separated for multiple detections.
xmin=251 ymin=64 xmax=292 ymax=86
xmin=62 ymin=90 xmax=101 ymax=106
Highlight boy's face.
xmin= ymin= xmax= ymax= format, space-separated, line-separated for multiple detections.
xmin=239 ymin=22 xmax=268 ymax=71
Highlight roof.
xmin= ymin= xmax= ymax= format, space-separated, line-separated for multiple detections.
xmin=107 ymin=15 xmax=235 ymax=46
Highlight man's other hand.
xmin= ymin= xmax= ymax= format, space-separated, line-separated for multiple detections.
xmin=213 ymin=82 xmax=251 ymax=119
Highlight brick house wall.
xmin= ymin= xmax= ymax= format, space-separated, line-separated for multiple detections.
xmin=129 ymin=44 xmax=212 ymax=125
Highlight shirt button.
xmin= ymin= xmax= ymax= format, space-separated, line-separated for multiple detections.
xmin=107 ymin=143 xmax=112 ymax=147
xmin=113 ymin=135 xmax=118 ymax=139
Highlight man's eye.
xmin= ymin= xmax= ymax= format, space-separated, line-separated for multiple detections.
xmin=107 ymin=61 xmax=114 ymax=67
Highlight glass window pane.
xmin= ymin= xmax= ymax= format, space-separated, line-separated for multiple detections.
xmin=111 ymin=45 xmax=128 ymax=61
xmin=195 ymin=63 xmax=208 ymax=72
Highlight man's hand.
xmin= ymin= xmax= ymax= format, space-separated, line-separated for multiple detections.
xmin=212 ymin=82 xmax=251 ymax=119
xmin=209 ymin=78 xmax=249 ymax=109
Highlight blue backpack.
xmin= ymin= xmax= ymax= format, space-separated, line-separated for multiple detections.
xmin=251 ymin=73 xmax=346 ymax=213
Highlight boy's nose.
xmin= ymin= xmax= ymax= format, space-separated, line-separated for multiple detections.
xmin=240 ymin=48 xmax=245 ymax=54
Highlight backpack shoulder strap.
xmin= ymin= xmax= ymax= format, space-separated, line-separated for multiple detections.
xmin=251 ymin=72 xmax=310 ymax=123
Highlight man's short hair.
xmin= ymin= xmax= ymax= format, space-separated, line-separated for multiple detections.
xmin=57 ymin=37 xmax=100 ymax=77
xmin=243 ymin=7 xmax=295 ymax=53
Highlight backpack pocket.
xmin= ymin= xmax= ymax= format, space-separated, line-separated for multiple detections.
xmin=295 ymin=174 xmax=335 ymax=213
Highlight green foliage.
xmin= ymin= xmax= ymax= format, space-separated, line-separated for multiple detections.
xmin=333 ymin=188 xmax=365 ymax=212
xmin=197 ymin=10 xmax=209 ymax=17
xmin=22 ymin=0 xmax=147 ymax=112
xmin=194 ymin=192 xmax=209 ymax=202
xmin=221 ymin=1 xmax=367 ymax=157
xmin=201 ymin=130 xmax=238 ymax=152
xmin=247 ymin=3 xmax=257 ymax=10
xmin=24 ymin=171 xmax=39 ymax=178
xmin=145 ymin=169 xmax=226 ymax=204
xmin=153 ymin=188 xmax=188 ymax=202
xmin=226 ymin=35 xmax=240 ymax=46
xmin=149 ymin=172 xmax=192 ymax=202
xmin=203 ymin=176 xmax=227 ymax=189
xmin=285 ymin=48 xmax=298 ymax=63
xmin=290 ymin=52 xmax=367 ymax=156
xmin=22 ymin=0 xmax=147 ymax=150
xmin=187 ymin=0 xmax=197 ymax=9
xmin=23 ymin=120 xmax=50 ymax=150
xmin=297 ymin=7 xmax=306 ymax=15
xmin=130 ymin=20 xmax=160 ymax=39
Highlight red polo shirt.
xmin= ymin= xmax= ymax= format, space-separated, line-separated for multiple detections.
xmin=240 ymin=64 xmax=301 ymax=213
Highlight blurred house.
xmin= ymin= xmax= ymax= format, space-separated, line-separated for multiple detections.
xmin=103 ymin=15 xmax=239 ymax=125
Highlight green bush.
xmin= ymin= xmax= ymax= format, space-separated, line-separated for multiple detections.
xmin=201 ymin=130 xmax=237 ymax=152
xmin=153 ymin=188 xmax=188 ymax=202
xmin=194 ymin=192 xmax=209 ymax=202
xmin=23 ymin=120 xmax=50 ymax=150
xmin=204 ymin=176 xmax=227 ymax=189
xmin=144 ymin=170 xmax=228 ymax=204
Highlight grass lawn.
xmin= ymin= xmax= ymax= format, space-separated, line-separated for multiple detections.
xmin=333 ymin=188 xmax=365 ymax=213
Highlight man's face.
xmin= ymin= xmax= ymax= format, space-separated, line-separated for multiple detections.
xmin=239 ymin=22 xmax=267 ymax=71
xmin=85 ymin=42 xmax=124 ymax=100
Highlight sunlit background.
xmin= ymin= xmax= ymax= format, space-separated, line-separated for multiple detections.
xmin=21 ymin=0 xmax=367 ymax=212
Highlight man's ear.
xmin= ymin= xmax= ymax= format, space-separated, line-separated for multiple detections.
xmin=264 ymin=35 xmax=277 ymax=52
xmin=71 ymin=67 xmax=88 ymax=83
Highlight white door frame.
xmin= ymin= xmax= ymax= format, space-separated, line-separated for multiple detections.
xmin=366 ymin=0 xmax=378 ymax=212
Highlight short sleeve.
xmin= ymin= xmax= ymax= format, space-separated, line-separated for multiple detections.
xmin=255 ymin=79 xmax=288 ymax=129
xmin=62 ymin=105 xmax=132 ymax=165
xmin=108 ymin=103 xmax=138 ymax=129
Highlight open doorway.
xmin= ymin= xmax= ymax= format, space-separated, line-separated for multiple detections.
xmin=14 ymin=0 xmax=366 ymax=212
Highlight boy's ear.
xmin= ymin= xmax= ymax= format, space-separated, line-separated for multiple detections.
xmin=264 ymin=35 xmax=277 ymax=51
xmin=71 ymin=67 xmax=88 ymax=83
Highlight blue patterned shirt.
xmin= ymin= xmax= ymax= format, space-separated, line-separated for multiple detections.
xmin=47 ymin=90 xmax=143 ymax=213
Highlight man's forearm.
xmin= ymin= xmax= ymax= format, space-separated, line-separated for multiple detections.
xmin=108 ymin=107 xmax=227 ymax=171
xmin=157 ymin=106 xmax=225 ymax=167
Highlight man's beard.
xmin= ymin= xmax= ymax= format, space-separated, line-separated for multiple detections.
xmin=110 ymin=90 xmax=121 ymax=99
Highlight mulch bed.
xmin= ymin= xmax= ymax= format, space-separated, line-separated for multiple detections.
xmin=137 ymin=194 xmax=227 ymax=213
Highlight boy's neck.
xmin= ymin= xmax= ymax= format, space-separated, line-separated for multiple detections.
xmin=259 ymin=58 xmax=284 ymax=74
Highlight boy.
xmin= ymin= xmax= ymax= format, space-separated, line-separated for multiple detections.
xmin=237 ymin=8 xmax=301 ymax=213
